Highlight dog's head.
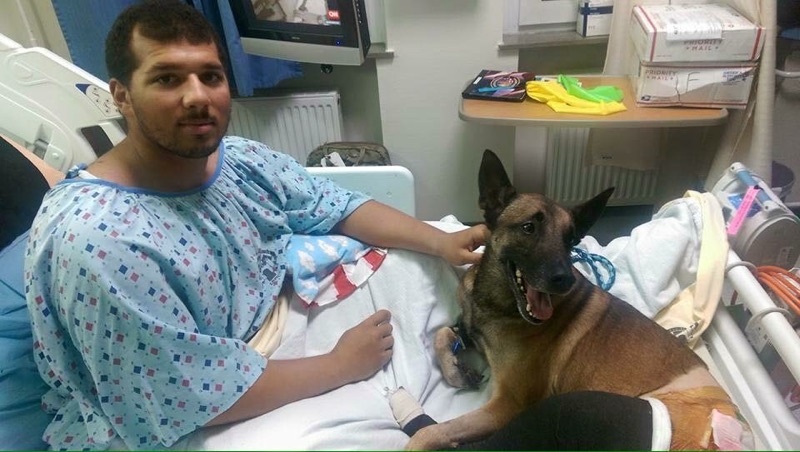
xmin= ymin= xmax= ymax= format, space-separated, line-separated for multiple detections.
xmin=477 ymin=149 xmax=614 ymax=325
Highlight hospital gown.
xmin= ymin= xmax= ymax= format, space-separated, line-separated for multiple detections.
xmin=24 ymin=136 xmax=369 ymax=450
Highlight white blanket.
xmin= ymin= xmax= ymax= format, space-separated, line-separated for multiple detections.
xmin=170 ymin=246 xmax=490 ymax=450
xmin=575 ymin=196 xmax=710 ymax=319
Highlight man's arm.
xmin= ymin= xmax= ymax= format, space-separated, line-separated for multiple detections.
xmin=208 ymin=309 xmax=393 ymax=426
xmin=332 ymin=200 xmax=488 ymax=266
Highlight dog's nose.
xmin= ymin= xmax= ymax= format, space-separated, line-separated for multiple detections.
xmin=549 ymin=271 xmax=575 ymax=293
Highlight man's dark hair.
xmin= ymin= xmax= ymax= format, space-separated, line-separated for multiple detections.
xmin=105 ymin=0 xmax=228 ymax=86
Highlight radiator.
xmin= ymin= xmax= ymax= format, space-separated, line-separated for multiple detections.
xmin=545 ymin=128 xmax=659 ymax=206
xmin=228 ymin=90 xmax=343 ymax=164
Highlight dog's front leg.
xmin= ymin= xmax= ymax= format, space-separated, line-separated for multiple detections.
xmin=405 ymin=397 xmax=517 ymax=450
xmin=434 ymin=327 xmax=483 ymax=389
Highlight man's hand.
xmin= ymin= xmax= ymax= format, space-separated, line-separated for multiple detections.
xmin=332 ymin=309 xmax=394 ymax=383
xmin=208 ymin=310 xmax=394 ymax=426
xmin=435 ymin=224 xmax=489 ymax=266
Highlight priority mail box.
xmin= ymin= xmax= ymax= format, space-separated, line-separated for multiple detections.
xmin=635 ymin=62 xmax=757 ymax=109
xmin=577 ymin=0 xmax=613 ymax=37
xmin=631 ymin=3 xmax=764 ymax=62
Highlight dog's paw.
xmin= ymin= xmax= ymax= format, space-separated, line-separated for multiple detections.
xmin=434 ymin=327 xmax=482 ymax=389
xmin=406 ymin=425 xmax=456 ymax=451
xmin=455 ymin=359 xmax=484 ymax=389
xmin=434 ymin=327 xmax=465 ymax=387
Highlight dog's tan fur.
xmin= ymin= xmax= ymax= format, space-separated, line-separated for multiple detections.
xmin=406 ymin=150 xmax=741 ymax=450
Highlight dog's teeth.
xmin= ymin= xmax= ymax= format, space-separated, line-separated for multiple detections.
xmin=515 ymin=270 xmax=525 ymax=293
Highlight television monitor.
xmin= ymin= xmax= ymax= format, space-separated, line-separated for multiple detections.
xmin=228 ymin=0 xmax=371 ymax=66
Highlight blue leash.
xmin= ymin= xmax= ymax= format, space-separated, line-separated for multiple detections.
xmin=571 ymin=248 xmax=616 ymax=291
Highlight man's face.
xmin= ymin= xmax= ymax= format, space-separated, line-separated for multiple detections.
xmin=114 ymin=30 xmax=231 ymax=159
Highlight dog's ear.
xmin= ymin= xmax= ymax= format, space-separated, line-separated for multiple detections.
xmin=478 ymin=149 xmax=517 ymax=229
xmin=571 ymin=187 xmax=615 ymax=238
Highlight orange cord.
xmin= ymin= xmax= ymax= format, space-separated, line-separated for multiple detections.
xmin=755 ymin=266 xmax=800 ymax=317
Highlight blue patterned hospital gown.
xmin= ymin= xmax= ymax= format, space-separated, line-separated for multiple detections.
xmin=24 ymin=136 xmax=369 ymax=450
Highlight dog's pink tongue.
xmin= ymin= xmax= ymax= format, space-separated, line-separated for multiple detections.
xmin=527 ymin=287 xmax=553 ymax=320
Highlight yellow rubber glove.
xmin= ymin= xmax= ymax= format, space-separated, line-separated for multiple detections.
xmin=526 ymin=80 xmax=627 ymax=115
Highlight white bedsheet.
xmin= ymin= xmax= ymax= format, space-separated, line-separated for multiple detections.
xmin=169 ymin=246 xmax=490 ymax=450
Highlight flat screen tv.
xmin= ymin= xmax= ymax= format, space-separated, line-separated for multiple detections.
xmin=228 ymin=0 xmax=371 ymax=66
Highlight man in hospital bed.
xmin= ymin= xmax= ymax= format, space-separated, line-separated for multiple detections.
xmin=21 ymin=1 xmax=488 ymax=449
xmin=5 ymin=0 xmax=744 ymax=449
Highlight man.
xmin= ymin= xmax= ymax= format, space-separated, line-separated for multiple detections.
xmin=24 ymin=1 xmax=487 ymax=449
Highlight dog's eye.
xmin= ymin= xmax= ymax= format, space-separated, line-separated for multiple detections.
xmin=566 ymin=229 xmax=580 ymax=247
xmin=521 ymin=222 xmax=536 ymax=234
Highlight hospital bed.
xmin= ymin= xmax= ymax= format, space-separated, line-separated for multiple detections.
xmin=3 ymin=33 xmax=800 ymax=450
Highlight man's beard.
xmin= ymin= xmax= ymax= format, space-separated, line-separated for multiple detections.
xmin=134 ymin=106 xmax=230 ymax=159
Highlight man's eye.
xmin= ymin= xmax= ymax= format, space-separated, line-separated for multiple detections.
xmin=203 ymin=72 xmax=226 ymax=84
xmin=155 ymin=75 xmax=177 ymax=85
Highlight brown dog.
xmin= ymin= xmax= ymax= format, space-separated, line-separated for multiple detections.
xmin=407 ymin=150 xmax=745 ymax=450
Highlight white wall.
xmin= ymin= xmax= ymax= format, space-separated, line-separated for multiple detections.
xmin=375 ymin=0 xmax=518 ymax=221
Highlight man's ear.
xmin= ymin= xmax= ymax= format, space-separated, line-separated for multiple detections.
xmin=109 ymin=79 xmax=131 ymax=115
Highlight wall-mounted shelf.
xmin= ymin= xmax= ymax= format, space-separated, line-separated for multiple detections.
xmin=459 ymin=76 xmax=728 ymax=128
xmin=367 ymin=43 xmax=394 ymax=60
xmin=499 ymin=31 xmax=609 ymax=50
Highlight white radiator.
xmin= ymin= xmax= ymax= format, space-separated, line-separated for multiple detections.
xmin=228 ymin=90 xmax=343 ymax=164
xmin=545 ymin=128 xmax=659 ymax=206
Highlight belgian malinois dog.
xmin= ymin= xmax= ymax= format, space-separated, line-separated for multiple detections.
xmin=407 ymin=150 xmax=745 ymax=450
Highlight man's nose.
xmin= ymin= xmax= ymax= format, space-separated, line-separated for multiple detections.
xmin=182 ymin=75 xmax=210 ymax=109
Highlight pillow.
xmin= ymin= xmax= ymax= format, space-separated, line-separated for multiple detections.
xmin=0 ymin=232 xmax=52 ymax=450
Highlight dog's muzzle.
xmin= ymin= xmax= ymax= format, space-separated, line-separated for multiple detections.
xmin=506 ymin=264 xmax=553 ymax=325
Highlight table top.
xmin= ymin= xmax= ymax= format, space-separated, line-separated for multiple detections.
xmin=459 ymin=76 xmax=729 ymax=128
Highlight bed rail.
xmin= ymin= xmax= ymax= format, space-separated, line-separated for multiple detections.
xmin=704 ymin=249 xmax=800 ymax=450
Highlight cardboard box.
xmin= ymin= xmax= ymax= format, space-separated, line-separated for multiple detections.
xmin=577 ymin=0 xmax=613 ymax=37
xmin=635 ymin=62 xmax=757 ymax=109
xmin=631 ymin=3 xmax=764 ymax=62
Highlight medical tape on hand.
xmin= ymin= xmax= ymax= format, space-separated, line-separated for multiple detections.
xmin=726 ymin=185 xmax=759 ymax=236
